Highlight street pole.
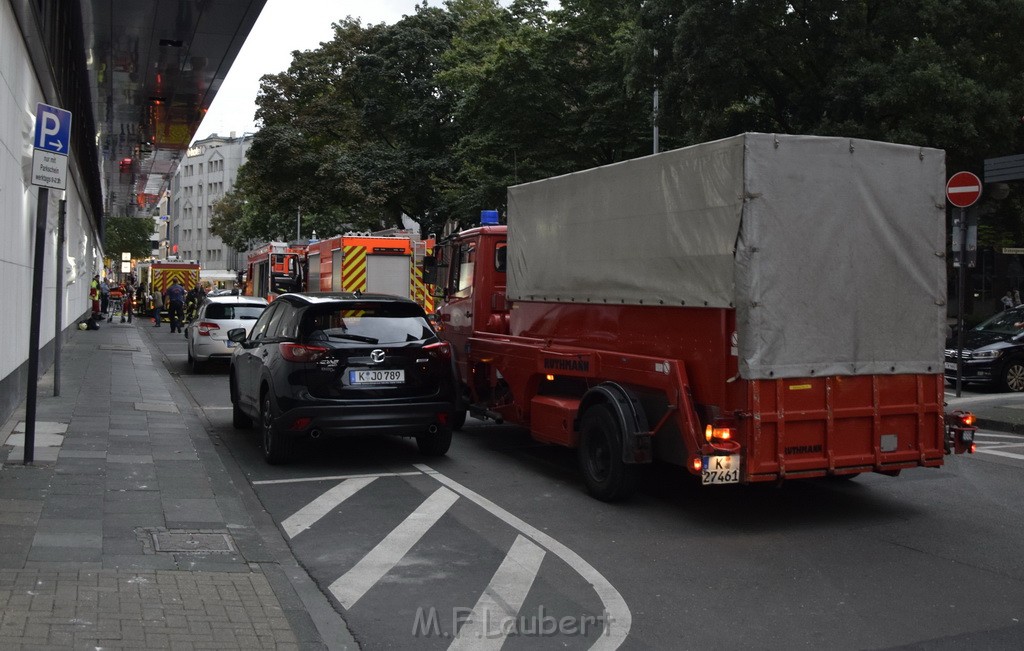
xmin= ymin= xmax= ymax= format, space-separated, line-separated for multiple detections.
xmin=24 ymin=187 xmax=49 ymax=463
xmin=955 ymin=207 xmax=966 ymax=398
xmin=652 ymin=48 xmax=659 ymax=155
xmin=54 ymin=199 xmax=65 ymax=397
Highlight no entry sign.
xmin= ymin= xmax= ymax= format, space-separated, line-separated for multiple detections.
xmin=946 ymin=171 xmax=982 ymax=208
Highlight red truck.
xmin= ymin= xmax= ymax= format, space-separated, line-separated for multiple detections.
xmin=432 ymin=133 xmax=970 ymax=500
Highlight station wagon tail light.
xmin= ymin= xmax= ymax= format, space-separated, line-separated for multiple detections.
xmin=423 ymin=341 xmax=451 ymax=361
xmin=280 ymin=343 xmax=328 ymax=362
xmin=197 ymin=321 xmax=220 ymax=336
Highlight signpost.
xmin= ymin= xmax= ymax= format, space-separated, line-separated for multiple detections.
xmin=947 ymin=171 xmax=982 ymax=398
xmin=25 ymin=103 xmax=72 ymax=463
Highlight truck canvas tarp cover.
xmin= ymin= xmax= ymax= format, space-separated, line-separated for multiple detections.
xmin=506 ymin=133 xmax=947 ymax=380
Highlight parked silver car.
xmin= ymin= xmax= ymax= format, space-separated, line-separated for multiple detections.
xmin=185 ymin=295 xmax=268 ymax=372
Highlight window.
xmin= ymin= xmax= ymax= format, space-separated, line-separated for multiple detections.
xmin=495 ymin=242 xmax=507 ymax=272
xmin=248 ymin=302 xmax=280 ymax=342
xmin=452 ymin=244 xmax=475 ymax=299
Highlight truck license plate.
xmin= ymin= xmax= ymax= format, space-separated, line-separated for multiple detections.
xmin=350 ymin=369 xmax=405 ymax=385
xmin=944 ymin=362 xmax=957 ymax=371
xmin=702 ymin=455 xmax=740 ymax=485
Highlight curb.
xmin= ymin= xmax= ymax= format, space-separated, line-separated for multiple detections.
xmin=975 ymin=417 xmax=1024 ymax=435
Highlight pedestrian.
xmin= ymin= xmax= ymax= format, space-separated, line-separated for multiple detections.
xmin=166 ymin=280 xmax=187 ymax=333
xmin=185 ymin=282 xmax=207 ymax=323
xmin=99 ymin=276 xmax=110 ymax=315
xmin=136 ymin=282 xmax=147 ymax=316
xmin=151 ymin=287 xmax=164 ymax=327
xmin=89 ymin=274 xmax=101 ymax=316
xmin=121 ymin=281 xmax=135 ymax=323
xmin=1002 ymin=291 xmax=1014 ymax=311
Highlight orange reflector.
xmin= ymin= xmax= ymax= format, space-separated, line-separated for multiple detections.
xmin=962 ymin=413 xmax=975 ymax=426
xmin=691 ymin=457 xmax=703 ymax=472
xmin=706 ymin=424 xmax=733 ymax=441
xmin=970 ymin=443 xmax=976 ymax=454
xmin=545 ymin=374 xmax=555 ymax=381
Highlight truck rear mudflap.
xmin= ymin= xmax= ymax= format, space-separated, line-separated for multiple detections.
xmin=722 ymin=374 xmax=946 ymax=483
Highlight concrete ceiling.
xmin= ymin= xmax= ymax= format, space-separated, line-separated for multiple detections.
xmin=81 ymin=0 xmax=266 ymax=218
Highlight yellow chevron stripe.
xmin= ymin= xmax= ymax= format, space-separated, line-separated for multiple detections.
xmin=342 ymin=246 xmax=367 ymax=292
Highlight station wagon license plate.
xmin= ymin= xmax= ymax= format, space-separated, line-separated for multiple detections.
xmin=349 ymin=369 xmax=405 ymax=385
xmin=702 ymin=455 xmax=740 ymax=485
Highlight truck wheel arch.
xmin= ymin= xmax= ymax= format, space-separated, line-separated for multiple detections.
xmin=578 ymin=383 xmax=653 ymax=465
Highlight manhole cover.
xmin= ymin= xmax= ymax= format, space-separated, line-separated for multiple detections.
xmin=152 ymin=531 xmax=236 ymax=553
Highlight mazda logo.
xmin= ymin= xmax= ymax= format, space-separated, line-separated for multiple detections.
xmin=370 ymin=349 xmax=386 ymax=364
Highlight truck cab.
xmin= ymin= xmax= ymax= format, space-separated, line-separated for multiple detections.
xmin=434 ymin=225 xmax=509 ymax=384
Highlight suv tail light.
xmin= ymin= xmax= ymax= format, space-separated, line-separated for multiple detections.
xmin=197 ymin=321 xmax=220 ymax=336
xmin=423 ymin=341 xmax=452 ymax=361
xmin=280 ymin=343 xmax=328 ymax=362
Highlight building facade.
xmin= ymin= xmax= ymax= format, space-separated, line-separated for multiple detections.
xmin=170 ymin=133 xmax=253 ymax=287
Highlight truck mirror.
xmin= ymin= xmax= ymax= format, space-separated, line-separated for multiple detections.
xmin=422 ymin=255 xmax=438 ymax=285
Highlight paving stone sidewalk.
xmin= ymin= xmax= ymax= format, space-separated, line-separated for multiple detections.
xmin=0 ymin=319 xmax=352 ymax=649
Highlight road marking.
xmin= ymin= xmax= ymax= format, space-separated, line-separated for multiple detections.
xmin=416 ymin=464 xmax=631 ymax=651
xmin=330 ymin=486 xmax=459 ymax=609
xmin=975 ymin=448 xmax=1024 ymax=461
xmin=450 ymin=534 xmax=546 ymax=650
xmin=253 ymin=471 xmax=422 ymax=486
xmin=282 ymin=477 xmax=376 ymax=539
xmin=974 ymin=432 xmax=1024 ymax=440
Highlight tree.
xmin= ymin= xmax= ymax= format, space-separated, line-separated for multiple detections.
xmin=103 ymin=216 xmax=153 ymax=261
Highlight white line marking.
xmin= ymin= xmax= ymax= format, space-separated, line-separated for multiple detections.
xmin=253 ymin=472 xmax=422 ymax=485
xmin=948 ymin=185 xmax=980 ymax=193
xmin=975 ymin=448 xmax=1024 ymax=461
xmin=282 ymin=477 xmax=377 ymax=539
xmin=450 ymin=535 xmax=546 ymax=650
xmin=973 ymin=433 xmax=1024 ymax=440
xmin=415 ymin=464 xmax=631 ymax=650
xmin=330 ymin=486 xmax=459 ymax=609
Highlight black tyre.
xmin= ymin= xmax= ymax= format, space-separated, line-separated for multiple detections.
xmin=261 ymin=392 xmax=291 ymax=464
xmin=577 ymin=404 xmax=638 ymax=501
xmin=230 ymin=373 xmax=252 ymax=429
xmin=1003 ymin=361 xmax=1024 ymax=392
xmin=450 ymin=409 xmax=467 ymax=431
xmin=417 ymin=427 xmax=453 ymax=456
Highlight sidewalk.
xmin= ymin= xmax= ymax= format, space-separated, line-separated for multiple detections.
xmin=0 ymin=318 xmax=355 ymax=649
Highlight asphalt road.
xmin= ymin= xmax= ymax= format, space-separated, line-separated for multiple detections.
xmin=149 ymin=332 xmax=1024 ymax=650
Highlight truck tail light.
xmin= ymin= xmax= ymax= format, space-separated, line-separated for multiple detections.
xmin=705 ymin=419 xmax=741 ymax=453
xmin=280 ymin=343 xmax=328 ymax=363
xmin=197 ymin=321 xmax=219 ymax=336
xmin=424 ymin=341 xmax=451 ymax=361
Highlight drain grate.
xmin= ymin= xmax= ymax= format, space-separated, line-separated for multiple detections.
xmin=150 ymin=530 xmax=236 ymax=553
xmin=99 ymin=345 xmax=139 ymax=352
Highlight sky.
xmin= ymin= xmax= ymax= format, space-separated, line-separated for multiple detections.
xmin=192 ymin=0 xmax=433 ymax=143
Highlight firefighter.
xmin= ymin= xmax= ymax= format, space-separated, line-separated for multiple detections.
xmin=89 ymin=274 xmax=101 ymax=316
xmin=184 ymin=282 xmax=206 ymax=323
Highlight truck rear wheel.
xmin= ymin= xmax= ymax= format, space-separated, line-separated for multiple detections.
xmin=578 ymin=404 xmax=638 ymax=501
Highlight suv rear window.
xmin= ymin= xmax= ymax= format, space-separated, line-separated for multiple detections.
xmin=302 ymin=303 xmax=432 ymax=344
xmin=205 ymin=304 xmax=266 ymax=320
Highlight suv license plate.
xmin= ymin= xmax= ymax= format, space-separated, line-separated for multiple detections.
xmin=702 ymin=455 xmax=740 ymax=485
xmin=944 ymin=362 xmax=957 ymax=371
xmin=350 ymin=369 xmax=405 ymax=385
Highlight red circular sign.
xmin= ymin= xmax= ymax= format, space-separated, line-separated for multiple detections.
xmin=946 ymin=171 xmax=982 ymax=208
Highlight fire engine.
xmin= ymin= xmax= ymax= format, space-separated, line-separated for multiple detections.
xmin=431 ymin=133 xmax=973 ymax=501
xmin=244 ymin=231 xmax=435 ymax=310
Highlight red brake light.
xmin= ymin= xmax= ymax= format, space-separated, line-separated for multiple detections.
xmin=960 ymin=412 xmax=975 ymax=427
xmin=424 ymin=341 xmax=451 ymax=360
xmin=280 ymin=343 xmax=328 ymax=362
xmin=197 ymin=321 xmax=220 ymax=336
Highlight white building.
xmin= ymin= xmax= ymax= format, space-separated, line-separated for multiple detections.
xmin=170 ymin=133 xmax=253 ymax=287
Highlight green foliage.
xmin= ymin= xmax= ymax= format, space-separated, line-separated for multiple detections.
xmin=103 ymin=216 xmax=153 ymax=260
xmin=227 ymin=0 xmax=1024 ymax=245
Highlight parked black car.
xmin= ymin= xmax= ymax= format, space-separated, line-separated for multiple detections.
xmin=228 ymin=292 xmax=460 ymax=463
xmin=945 ymin=307 xmax=1024 ymax=392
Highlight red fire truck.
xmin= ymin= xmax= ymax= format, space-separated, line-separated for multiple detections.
xmin=242 ymin=242 xmax=306 ymax=300
xmin=432 ymin=133 xmax=972 ymax=501
xmin=303 ymin=231 xmax=435 ymax=310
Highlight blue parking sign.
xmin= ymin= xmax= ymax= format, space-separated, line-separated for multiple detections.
xmin=34 ymin=103 xmax=72 ymax=155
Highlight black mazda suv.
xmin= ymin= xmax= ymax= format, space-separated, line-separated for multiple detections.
xmin=228 ymin=292 xmax=460 ymax=464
